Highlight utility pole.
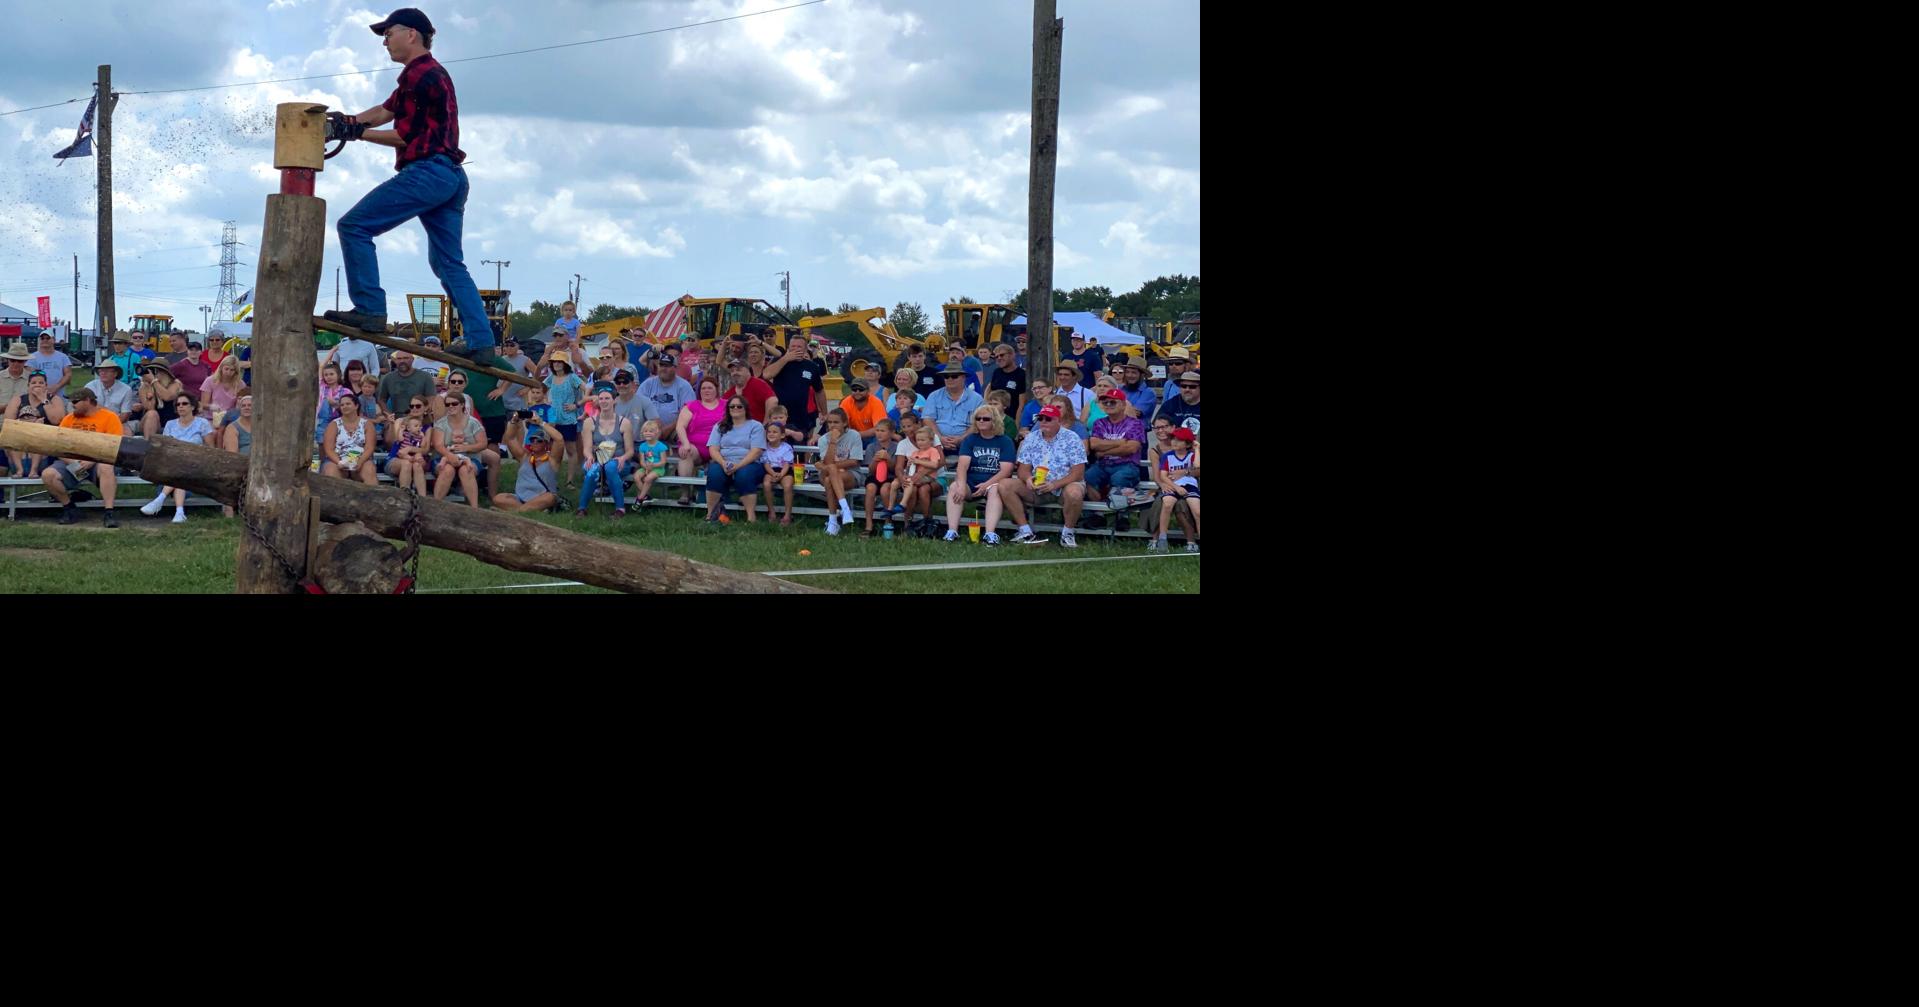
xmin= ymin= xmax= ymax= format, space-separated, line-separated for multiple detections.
xmin=1027 ymin=2 xmax=1063 ymax=378
xmin=73 ymin=255 xmax=80 ymax=340
xmin=335 ymin=267 xmax=340 ymax=310
xmin=573 ymin=273 xmax=585 ymax=307
xmin=482 ymin=259 xmax=510 ymax=291
xmin=96 ymin=66 xmax=118 ymax=339
xmin=201 ymin=305 xmax=211 ymax=333
xmin=780 ymin=271 xmax=791 ymax=315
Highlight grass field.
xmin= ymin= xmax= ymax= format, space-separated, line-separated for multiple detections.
xmin=7 ymin=364 xmax=1198 ymax=593
xmin=0 ymin=501 xmax=1199 ymax=594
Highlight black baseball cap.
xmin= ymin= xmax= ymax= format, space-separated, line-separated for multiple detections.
xmin=370 ymin=8 xmax=435 ymax=36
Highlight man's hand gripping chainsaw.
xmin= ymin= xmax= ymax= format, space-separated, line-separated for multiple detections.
xmin=323 ymin=112 xmax=365 ymax=159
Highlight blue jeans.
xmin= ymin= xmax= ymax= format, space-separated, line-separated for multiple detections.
xmin=1085 ymin=461 xmax=1142 ymax=497
xmin=706 ymin=460 xmax=766 ymax=498
xmin=337 ymin=155 xmax=495 ymax=351
xmin=581 ymin=460 xmax=626 ymax=509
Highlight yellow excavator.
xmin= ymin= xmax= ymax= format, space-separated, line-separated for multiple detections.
xmin=402 ymin=289 xmax=513 ymax=343
xmin=1104 ymin=309 xmax=1200 ymax=376
xmin=796 ymin=306 xmax=963 ymax=383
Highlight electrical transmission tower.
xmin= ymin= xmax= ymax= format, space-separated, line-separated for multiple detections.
xmin=212 ymin=220 xmax=240 ymax=322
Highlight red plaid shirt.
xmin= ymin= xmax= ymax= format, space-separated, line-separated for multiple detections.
xmin=381 ymin=53 xmax=466 ymax=171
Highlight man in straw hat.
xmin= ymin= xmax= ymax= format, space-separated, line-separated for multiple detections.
xmin=84 ymin=354 xmax=138 ymax=424
xmin=1 ymin=341 xmax=36 ymax=404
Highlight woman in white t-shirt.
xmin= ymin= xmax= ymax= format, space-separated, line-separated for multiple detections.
xmin=140 ymin=395 xmax=215 ymax=522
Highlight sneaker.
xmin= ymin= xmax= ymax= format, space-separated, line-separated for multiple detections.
xmin=1115 ymin=512 xmax=1131 ymax=534
xmin=1060 ymin=528 xmax=1078 ymax=549
xmin=1185 ymin=541 xmax=1200 ymax=553
xmin=825 ymin=516 xmax=840 ymax=536
xmin=58 ymin=504 xmax=80 ymax=525
xmin=101 ymin=510 xmax=119 ymax=529
xmin=321 ymin=309 xmax=387 ymax=333
xmin=612 ymin=508 xmax=625 ymax=519
xmin=944 ymin=529 xmax=958 ymax=542
xmin=172 ymin=510 xmax=188 ymax=524
xmin=888 ymin=504 xmax=905 ymax=518
xmin=140 ymin=498 xmax=165 ymax=516
xmin=983 ymin=532 xmax=1001 ymax=547
xmin=840 ymin=506 xmax=855 ymax=525
xmin=1011 ymin=528 xmax=1044 ymax=545
xmin=69 ymin=489 xmax=94 ymax=506
xmin=1147 ymin=536 xmax=1166 ymax=551
xmin=575 ymin=509 xmax=588 ymax=518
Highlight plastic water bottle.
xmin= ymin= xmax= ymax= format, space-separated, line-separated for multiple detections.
xmin=882 ymin=522 xmax=894 ymax=540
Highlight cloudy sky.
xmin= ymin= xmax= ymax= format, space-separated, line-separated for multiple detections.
xmin=0 ymin=0 xmax=1198 ymax=331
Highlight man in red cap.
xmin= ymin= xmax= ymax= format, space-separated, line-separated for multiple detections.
xmin=999 ymin=402 xmax=1087 ymax=547
xmin=323 ymin=8 xmax=501 ymax=368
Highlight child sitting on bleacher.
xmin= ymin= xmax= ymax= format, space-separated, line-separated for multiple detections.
xmin=760 ymin=422 xmax=796 ymax=526
xmin=633 ymin=419 xmax=670 ymax=505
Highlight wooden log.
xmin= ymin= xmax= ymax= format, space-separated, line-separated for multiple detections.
xmin=274 ymin=103 xmax=328 ymax=171
xmin=312 ymin=317 xmax=541 ymax=390
xmin=311 ymin=522 xmax=407 ymax=594
xmin=237 ymin=193 xmax=328 ymax=593
xmin=1027 ymin=4 xmax=1063 ymax=380
xmin=0 ymin=422 xmax=823 ymax=595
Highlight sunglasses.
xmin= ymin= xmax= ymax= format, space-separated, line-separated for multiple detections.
xmin=449 ymin=378 xmax=466 ymax=385
xmin=409 ymin=403 xmax=425 ymax=410
xmin=729 ymin=404 xmax=747 ymax=411
xmin=445 ymin=400 xmax=464 ymax=408
xmin=175 ymin=400 xmax=194 ymax=407
xmin=976 ymin=417 xmax=997 ymax=423
xmin=944 ymin=373 xmax=965 ymax=379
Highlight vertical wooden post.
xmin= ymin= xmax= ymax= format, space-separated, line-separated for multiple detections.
xmin=96 ymin=65 xmax=116 ymax=339
xmin=1028 ymin=3 xmax=1063 ymax=379
xmin=234 ymin=193 xmax=327 ymax=592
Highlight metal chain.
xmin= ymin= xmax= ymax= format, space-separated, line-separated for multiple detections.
xmin=396 ymin=486 xmax=424 ymax=594
xmin=234 ymin=495 xmax=307 ymax=586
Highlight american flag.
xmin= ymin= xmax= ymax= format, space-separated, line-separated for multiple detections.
xmin=52 ymin=94 xmax=97 ymax=163
xmin=644 ymin=295 xmax=689 ymax=345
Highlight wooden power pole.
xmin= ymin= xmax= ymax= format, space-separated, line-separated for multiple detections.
xmin=1028 ymin=2 xmax=1063 ymax=378
xmin=96 ymin=65 xmax=117 ymax=340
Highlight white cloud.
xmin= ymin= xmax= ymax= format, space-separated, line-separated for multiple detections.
xmin=0 ymin=0 xmax=1199 ymax=323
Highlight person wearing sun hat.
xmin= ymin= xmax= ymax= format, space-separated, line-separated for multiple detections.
xmin=83 ymin=354 xmax=138 ymax=423
xmin=1 ymin=341 xmax=36 ymax=404
xmin=922 ymin=357 xmax=984 ymax=452
xmin=1152 ymin=369 xmax=1201 ymax=439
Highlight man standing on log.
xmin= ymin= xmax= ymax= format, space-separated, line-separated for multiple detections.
xmin=322 ymin=8 xmax=500 ymax=369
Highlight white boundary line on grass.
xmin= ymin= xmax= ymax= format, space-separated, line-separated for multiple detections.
xmin=416 ymin=552 xmax=1199 ymax=592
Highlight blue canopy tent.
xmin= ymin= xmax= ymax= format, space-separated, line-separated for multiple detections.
xmin=1009 ymin=311 xmax=1142 ymax=345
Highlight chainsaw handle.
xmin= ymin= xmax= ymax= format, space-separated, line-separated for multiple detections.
xmin=324 ymin=138 xmax=347 ymax=160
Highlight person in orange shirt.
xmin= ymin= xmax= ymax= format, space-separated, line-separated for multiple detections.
xmin=44 ymin=387 xmax=125 ymax=526
xmin=838 ymin=379 xmax=888 ymax=447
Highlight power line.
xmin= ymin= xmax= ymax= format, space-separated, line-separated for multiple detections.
xmin=0 ymin=96 xmax=87 ymax=118
xmin=116 ymin=1 xmax=827 ymax=96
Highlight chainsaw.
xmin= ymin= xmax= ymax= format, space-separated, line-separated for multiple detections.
xmin=322 ymin=111 xmax=365 ymax=160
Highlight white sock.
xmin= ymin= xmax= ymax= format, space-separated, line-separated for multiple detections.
xmin=151 ymin=490 xmax=168 ymax=502
xmin=1019 ymin=524 xmax=1032 ymax=535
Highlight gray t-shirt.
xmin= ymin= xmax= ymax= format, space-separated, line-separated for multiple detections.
xmin=498 ymin=353 xmax=537 ymax=410
xmin=638 ymin=375 xmax=695 ymax=429
xmin=333 ymin=337 xmax=382 ymax=378
xmin=707 ymin=419 xmax=766 ymax=466
xmin=822 ymin=427 xmax=864 ymax=465
xmin=433 ymin=415 xmax=487 ymax=456
xmin=514 ymin=454 xmax=559 ymax=503
xmin=378 ymin=368 xmax=438 ymax=417
xmin=613 ymin=391 xmax=648 ymax=432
